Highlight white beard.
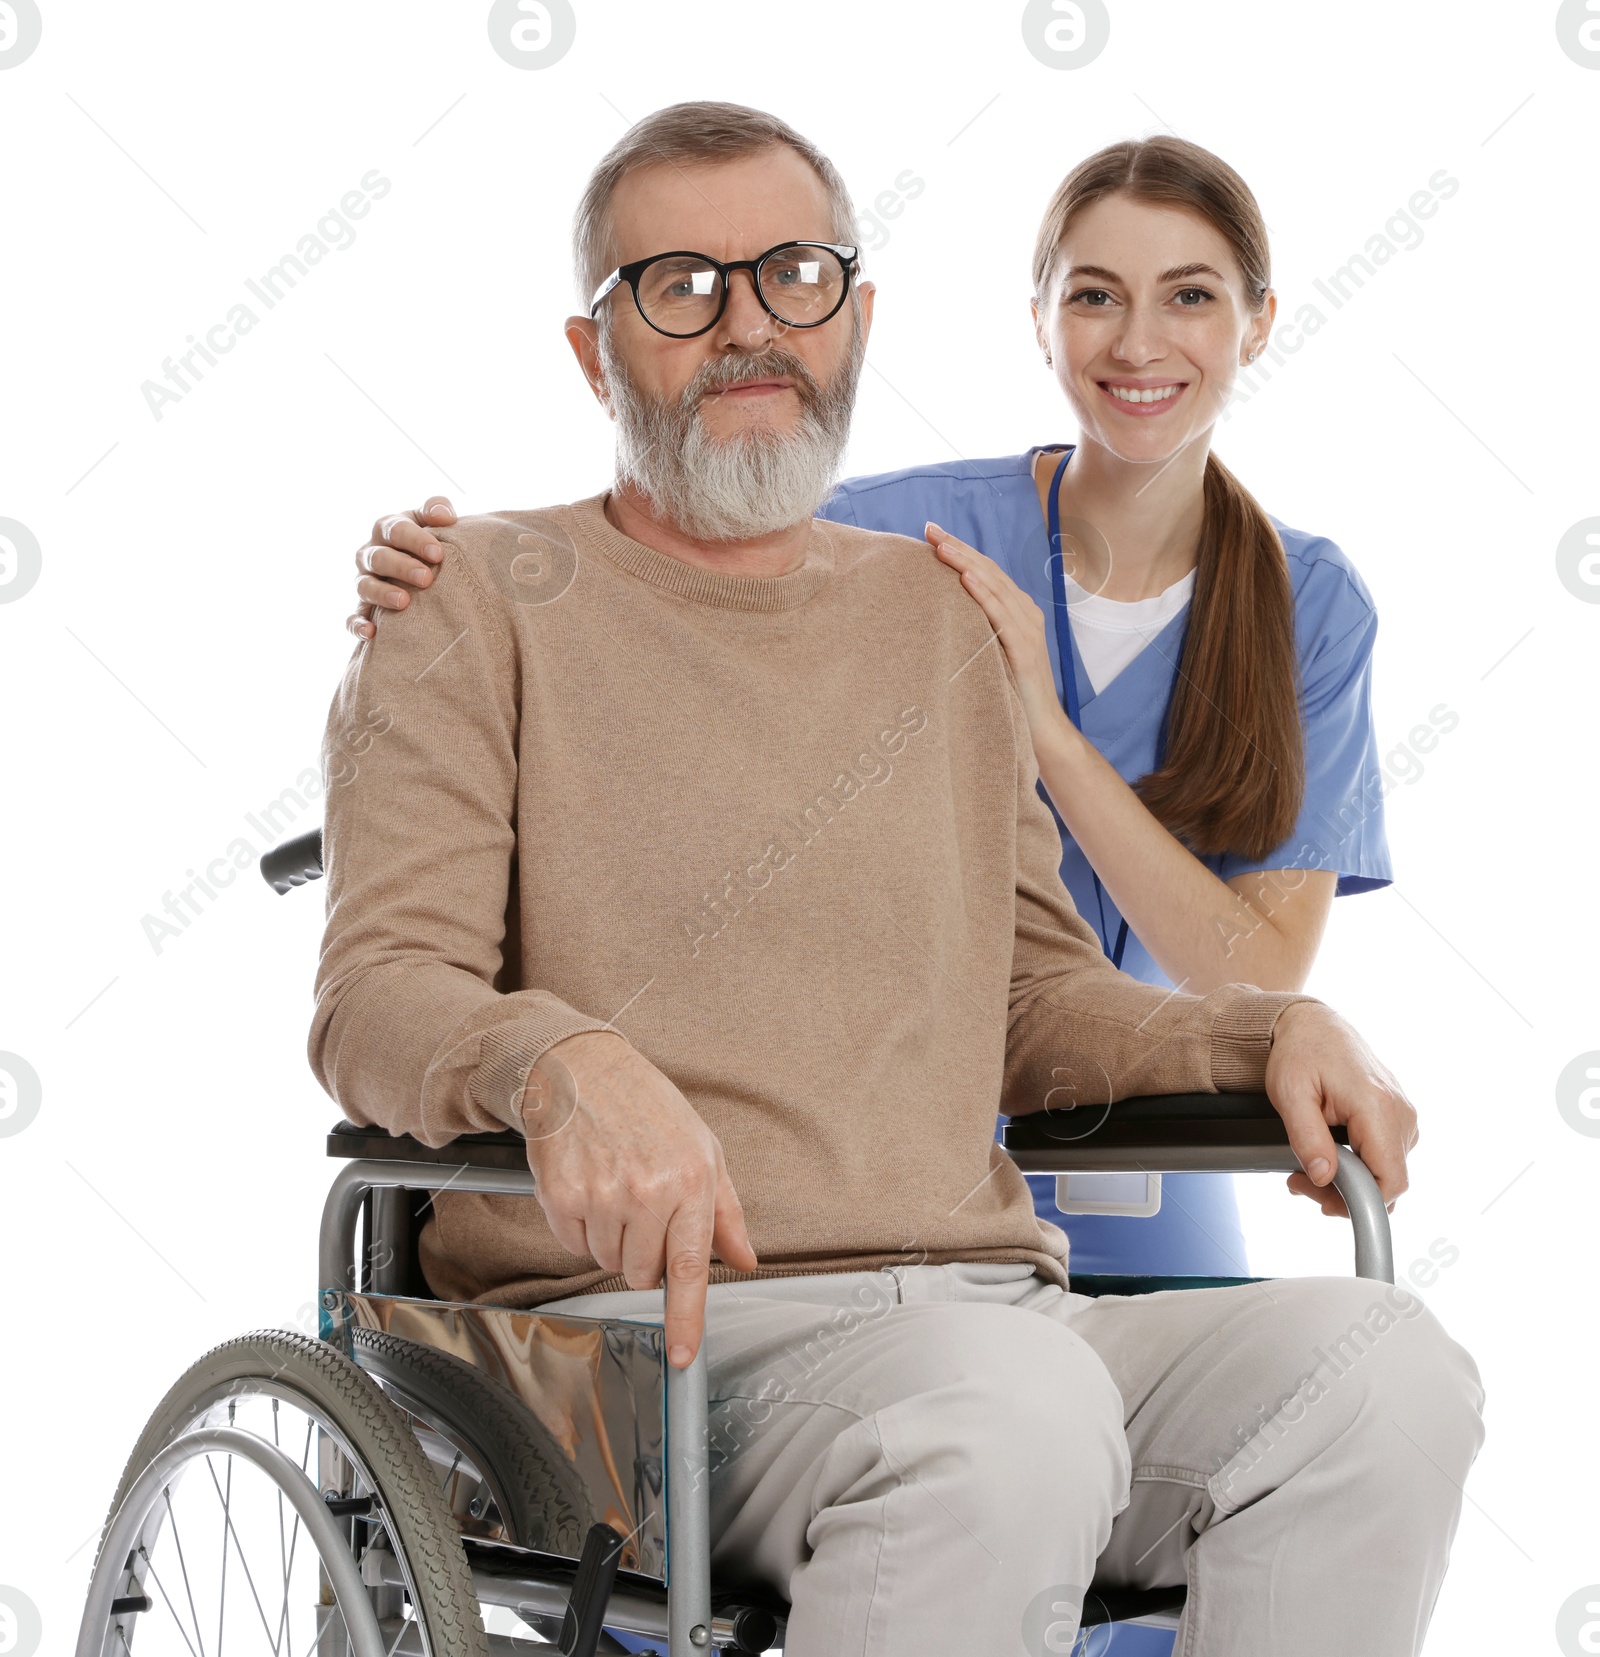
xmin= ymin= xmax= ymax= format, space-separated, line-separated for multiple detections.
xmin=604 ymin=331 xmax=863 ymax=543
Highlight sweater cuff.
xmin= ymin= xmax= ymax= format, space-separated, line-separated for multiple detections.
xmin=467 ymin=1012 xmax=619 ymax=1131
xmin=1207 ymin=988 xmax=1320 ymax=1092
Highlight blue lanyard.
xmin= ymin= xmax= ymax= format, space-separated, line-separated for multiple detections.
xmin=1044 ymin=446 xmax=1130 ymax=971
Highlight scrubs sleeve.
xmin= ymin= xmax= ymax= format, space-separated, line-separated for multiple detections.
xmin=1213 ymin=580 xmax=1392 ymax=896
xmin=816 ymin=486 xmax=862 ymax=528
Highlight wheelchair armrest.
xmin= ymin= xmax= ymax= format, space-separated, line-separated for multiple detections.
xmin=321 ymin=1125 xmax=536 ymax=1294
xmin=326 ymin=1120 xmax=528 ymax=1171
xmin=329 ymin=1096 xmax=1348 ymax=1181
xmin=1001 ymin=1091 xmax=1348 ymax=1172
xmin=261 ymin=827 xmax=325 ymax=894
xmin=1006 ymin=1092 xmax=1393 ymax=1284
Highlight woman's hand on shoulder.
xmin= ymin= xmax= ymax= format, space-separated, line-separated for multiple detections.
xmin=349 ymin=496 xmax=458 ymax=638
xmin=925 ymin=520 xmax=1067 ymax=743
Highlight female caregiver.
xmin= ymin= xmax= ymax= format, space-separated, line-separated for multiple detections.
xmin=342 ymin=136 xmax=1392 ymax=1284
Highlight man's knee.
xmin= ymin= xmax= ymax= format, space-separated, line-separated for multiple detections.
xmin=711 ymin=1301 xmax=1132 ymax=1589
xmin=875 ymin=1304 xmax=1132 ymax=1506
xmin=1250 ymin=1276 xmax=1484 ymax=1466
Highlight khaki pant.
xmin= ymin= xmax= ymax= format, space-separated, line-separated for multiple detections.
xmin=543 ymin=1262 xmax=1485 ymax=1656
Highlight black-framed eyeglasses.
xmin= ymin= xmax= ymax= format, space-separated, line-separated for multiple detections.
xmin=589 ymin=240 xmax=859 ymax=339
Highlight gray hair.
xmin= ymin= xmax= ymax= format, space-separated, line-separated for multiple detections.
xmin=572 ymin=101 xmax=858 ymax=310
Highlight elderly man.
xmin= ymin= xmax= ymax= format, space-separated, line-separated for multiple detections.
xmin=312 ymin=101 xmax=1482 ymax=1657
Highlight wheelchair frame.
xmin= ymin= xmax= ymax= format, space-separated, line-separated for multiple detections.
xmin=274 ymin=824 xmax=1397 ymax=1652
xmin=315 ymin=1106 xmax=1392 ymax=1652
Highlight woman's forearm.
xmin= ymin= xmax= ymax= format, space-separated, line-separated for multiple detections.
xmin=1031 ymin=713 xmax=1331 ymax=993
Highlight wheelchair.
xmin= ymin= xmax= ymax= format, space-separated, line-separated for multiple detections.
xmin=76 ymin=827 xmax=1396 ymax=1657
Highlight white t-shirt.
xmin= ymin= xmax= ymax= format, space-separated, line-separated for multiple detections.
xmin=1061 ymin=568 xmax=1196 ymax=694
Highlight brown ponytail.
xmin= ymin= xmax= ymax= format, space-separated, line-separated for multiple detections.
xmin=1033 ymin=138 xmax=1304 ymax=859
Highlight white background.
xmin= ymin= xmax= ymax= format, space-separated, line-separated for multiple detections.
xmin=2 ymin=2 xmax=1596 ymax=1650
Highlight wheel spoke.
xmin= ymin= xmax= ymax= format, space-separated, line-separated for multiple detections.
xmin=205 ymin=1452 xmax=292 ymax=1653
xmin=271 ymin=1401 xmax=292 ymax=1657
xmin=311 ymin=1601 xmax=342 ymax=1656
xmin=217 ymin=1452 xmax=231 ymax=1657
xmin=439 ymin=1450 xmax=462 ymax=1495
xmin=137 ymin=1543 xmax=204 ymax=1657
xmin=310 ymin=1599 xmax=368 ymax=1657
xmin=277 ymin=1412 xmax=316 ymax=1657
xmin=273 ymin=1404 xmax=289 ymax=1588
xmin=274 ymin=1505 xmax=304 ymax=1657
xmin=162 ymin=1487 xmax=209 ymax=1657
xmin=88 ymin=1346 xmax=467 ymax=1657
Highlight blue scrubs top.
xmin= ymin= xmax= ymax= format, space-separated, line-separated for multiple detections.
xmin=820 ymin=447 xmax=1392 ymax=1277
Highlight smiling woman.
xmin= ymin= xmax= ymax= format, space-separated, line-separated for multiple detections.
xmin=867 ymin=144 xmax=1391 ymax=1309
xmin=1024 ymin=143 xmax=1305 ymax=864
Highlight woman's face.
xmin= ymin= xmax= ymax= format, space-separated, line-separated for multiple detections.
xmin=1033 ymin=192 xmax=1275 ymax=467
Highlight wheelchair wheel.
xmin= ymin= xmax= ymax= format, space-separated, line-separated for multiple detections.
xmin=350 ymin=1327 xmax=593 ymax=1558
xmin=77 ymin=1328 xmax=488 ymax=1657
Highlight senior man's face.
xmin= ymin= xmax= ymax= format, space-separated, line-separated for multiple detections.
xmin=569 ymin=146 xmax=875 ymax=542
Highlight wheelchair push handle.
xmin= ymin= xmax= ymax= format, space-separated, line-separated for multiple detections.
xmin=261 ymin=826 xmax=324 ymax=894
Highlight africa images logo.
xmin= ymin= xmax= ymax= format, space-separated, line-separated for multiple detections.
xmin=1021 ymin=0 xmax=1110 ymax=70
xmin=0 ymin=1 xmax=43 ymax=70
xmin=487 ymin=0 xmax=576 ymax=69
xmin=0 ymin=520 xmax=42 ymax=604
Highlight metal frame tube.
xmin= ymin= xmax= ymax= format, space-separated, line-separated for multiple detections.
xmin=319 ymin=1159 xmax=537 ymax=1297
xmin=373 ymin=1551 xmax=762 ymax=1649
xmin=323 ymin=1138 xmax=1385 ymax=1655
xmin=1332 ymin=1145 xmax=1393 ymax=1283
xmin=369 ymin=1186 xmax=412 ymax=1296
xmin=1006 ymin=1142 xmax=1394 ymax=1282
xmin=324 ymin=1157 xmax=718 ymax=1649
xmin=666 ymin=1346 xmax=712 ymax=1653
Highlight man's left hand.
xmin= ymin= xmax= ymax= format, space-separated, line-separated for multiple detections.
xmin=1264 ymin=1001 xmax=1419 ymax=1217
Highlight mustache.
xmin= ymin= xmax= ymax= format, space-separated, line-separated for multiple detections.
xmin=681 ymin=348 xmax=825 ymax=410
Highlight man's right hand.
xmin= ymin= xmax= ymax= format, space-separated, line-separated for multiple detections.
xmin=349 ymin=496 xmax=460 ymax=638
xmin=521 ymin=1030 xmax=758 ymax=1368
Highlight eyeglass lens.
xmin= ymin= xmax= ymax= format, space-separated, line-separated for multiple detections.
xmin=635 ymin=245 xmax=847 ymax=335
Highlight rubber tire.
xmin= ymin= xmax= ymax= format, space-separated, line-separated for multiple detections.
xmin=350 ymin=1326 xmax=592 ymax=1558
xmin=86 ymin=1328 xmax=489 ymax=1657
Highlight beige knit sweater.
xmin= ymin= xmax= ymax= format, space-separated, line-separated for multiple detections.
xmin=310 ymin=495 xmax=1310 ymax=1307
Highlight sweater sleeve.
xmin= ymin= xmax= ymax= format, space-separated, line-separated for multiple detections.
xmin=1000 ymin=669 xmax=1317 ymax=1114
xmin=308 ymin=529 xmax=617 ymax=1144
